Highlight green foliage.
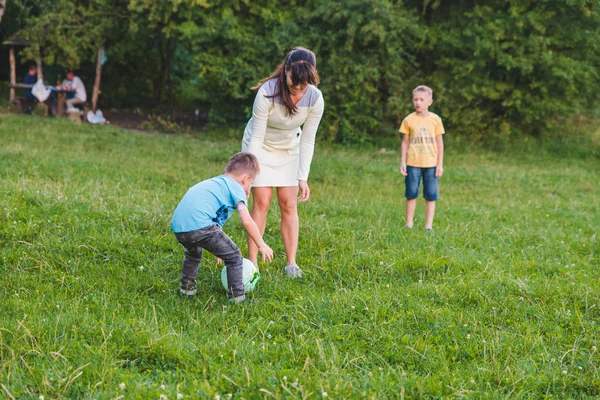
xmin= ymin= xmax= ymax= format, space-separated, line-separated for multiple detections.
xmin=189 ymin=0 xmax=422 ymax=142
xmin=421 ymin=0 xmax=600 ymax=142
xmin=0 ymin=0 xmax=54 ymax=78
xmin=188 ymin=0 xmax=299 ymax=121
xmin=139 ymin=114 xmax=192 ymax=134
xmin=14 ymin=0 xmax=207 ymax=109
xmin=2 ymin=0 xmax=599 ymax=143
xmin=189 ymin=0 xmax=600 ymax=143
xmin=0 ymin=117 xmax=598 ymax=397
xmin=303 ymin=0 xmax=421 ymax=143
xmin=21 ymin=0 xmax=110 ymax=68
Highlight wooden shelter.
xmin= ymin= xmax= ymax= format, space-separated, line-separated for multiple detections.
xmin=3 ymin=30 xmax=104 ymax=115
xmin=2 ymin=30 xmax=43 ymax=105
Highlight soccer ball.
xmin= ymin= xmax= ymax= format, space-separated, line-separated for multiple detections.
xmin=221 ymin=258 xmax=260 ymax=293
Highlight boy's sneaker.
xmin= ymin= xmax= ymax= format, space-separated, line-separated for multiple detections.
xmin=285 ymin=264 xmax=304 ymax=278
xmin=179 ymin=286 xmax=197 ymax=298
xmin=229 ymin=295 xmax=245 ymax=304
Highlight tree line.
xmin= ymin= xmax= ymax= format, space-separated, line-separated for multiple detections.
xmin=1 ymin=0 xmax=598 ymax=143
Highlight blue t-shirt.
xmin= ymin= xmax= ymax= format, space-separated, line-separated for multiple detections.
xmin=24 ymin=73 xmax=36 ymax=100
xmin=171 ymin=175 xmax=247 ymax=233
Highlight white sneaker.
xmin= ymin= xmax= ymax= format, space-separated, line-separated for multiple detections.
xmin=229 ymin=295 xmax=246 ymax=303
xmin=285 ymin=264 xmax=304 ymax=278
xmin=179 ymin=287 xmax=197 ymax=298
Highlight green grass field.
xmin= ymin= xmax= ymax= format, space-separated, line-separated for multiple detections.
xmin=0 ymin=115 xmax=598 ymax=399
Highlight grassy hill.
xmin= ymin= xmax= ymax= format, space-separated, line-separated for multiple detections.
xmin=0 ymin=115 xmax=598 ymax=398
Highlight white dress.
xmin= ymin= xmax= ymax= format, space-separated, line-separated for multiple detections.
xmin=242 ymin=79 xmax=325 ymax=187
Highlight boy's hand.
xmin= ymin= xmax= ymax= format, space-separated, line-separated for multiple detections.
xmin=258 ymin=244 xmax=274 ymax=262
xmin=400 ymin=164 xmax=408 ymax=176
xmin=298 ymin=180 xmax=310 ymax=202
xmin=435 ymin=165 xmax=444 ymax=177
xmin=216 ymin=258 xmax=223 ymax=265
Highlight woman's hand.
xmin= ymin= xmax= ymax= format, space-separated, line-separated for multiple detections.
xmin=298 ymin=180 xmax=310 ymax=202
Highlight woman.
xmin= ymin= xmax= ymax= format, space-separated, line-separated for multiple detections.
xmin=242 ymin=47 xmax=325 ymax=278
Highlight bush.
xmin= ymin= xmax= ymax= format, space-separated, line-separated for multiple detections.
xmin=6 ymin=0 xmax=598 ymax=145
xmin=191 ymin=0 xmax=599 ymax=145
xmin=139 ymin=115 xmax=191 ymax=134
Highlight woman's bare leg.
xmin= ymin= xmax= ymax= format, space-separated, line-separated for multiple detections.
xmin=276 ymin=186 xmax=299 ymax=266
xmin=248 ymin=187 xmax=273 ymax=264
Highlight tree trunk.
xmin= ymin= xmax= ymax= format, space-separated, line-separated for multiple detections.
xmin=36 ymin=57 xmax=44 ymax=82
xmin=167 ymin=54 xmax=174 ymax=118
xmin=152 ymin=66 xmax=166 ymax=108
xmin=92 ymin=47 xmax=103 ymax=111
xmin=0 ymin=0 xmax=6 ymax=24
xmin=151 ymin=30 xmax=167 ymax=108
xmin=9 ymin=47 xmax=16 ymax=102
xmin=152 ymin=35 xmax=176 ymax=110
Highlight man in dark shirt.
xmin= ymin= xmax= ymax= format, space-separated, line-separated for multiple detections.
xmin=23 ymin=65 xmax=37 ymax=114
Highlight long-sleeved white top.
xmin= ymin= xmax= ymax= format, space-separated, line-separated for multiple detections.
xmin=242 ymin=79 xmax=325 ymax=181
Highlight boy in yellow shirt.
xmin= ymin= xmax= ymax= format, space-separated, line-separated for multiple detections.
xmin=399 ymin=85 xmax=445 ymax=231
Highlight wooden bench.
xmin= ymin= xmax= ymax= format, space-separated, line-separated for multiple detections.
xmin=10 ymin=96 xmax=26 ymax=113
xmin=9 ymin=83 xmax=34 ymax=89
xmin=9 ymin=83 xmax=35 ymax=114
xmin=67 ymin=103 xmax=92 ymax=123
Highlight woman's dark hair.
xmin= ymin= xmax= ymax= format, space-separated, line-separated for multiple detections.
xmin=252 ymin=47 xmax=320 ymax=116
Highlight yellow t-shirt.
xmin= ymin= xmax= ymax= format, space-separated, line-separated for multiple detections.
xmin=399 ymin=112 xmax=445 ymax=168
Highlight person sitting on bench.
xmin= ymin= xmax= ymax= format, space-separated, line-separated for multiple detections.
xmin=61 ymin=71 xmax=87 ymax=109
xmin=23 ymin=65 xmax=38 ymax=114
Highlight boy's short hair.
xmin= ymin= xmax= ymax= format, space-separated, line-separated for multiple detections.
xmin=413 ymin=85 xmax=433 ymax=98
xmin=225 ymin=152 xmax=260 ymax=177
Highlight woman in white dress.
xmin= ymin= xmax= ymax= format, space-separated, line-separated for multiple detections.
xmin=242 ymin=47 xmax=325 ymax=278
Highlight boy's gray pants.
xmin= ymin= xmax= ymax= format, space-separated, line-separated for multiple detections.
xmin=174 ymin=224 xmax=244 ymax=298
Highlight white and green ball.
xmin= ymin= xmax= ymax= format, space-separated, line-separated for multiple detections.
xmin=221 ymin=258 xmax=260 ymax=293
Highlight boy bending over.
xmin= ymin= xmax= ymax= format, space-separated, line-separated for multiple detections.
xmin=171 ymin=152 xmax=273 ymax=302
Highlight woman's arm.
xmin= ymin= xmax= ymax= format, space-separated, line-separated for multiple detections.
xmin=247 ymin=87 xmax=271 ymax=155
xmin=297 ymin=94 xmax=325 ymax=181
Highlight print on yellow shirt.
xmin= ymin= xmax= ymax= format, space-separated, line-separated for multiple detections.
xmin=399 ymin=112 xmax=445 ymax=168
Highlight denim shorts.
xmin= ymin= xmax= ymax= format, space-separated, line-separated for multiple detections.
xmin=405 ymin=166 xmax=439 ymax=201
